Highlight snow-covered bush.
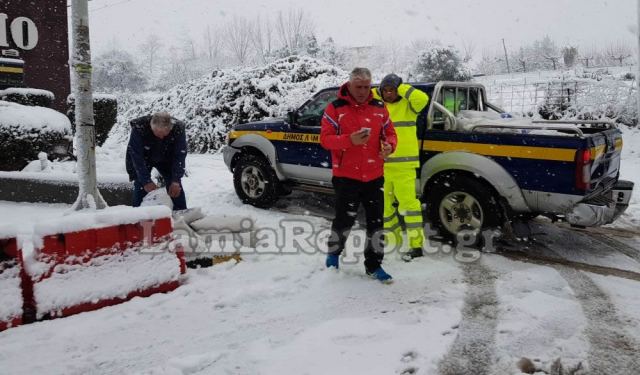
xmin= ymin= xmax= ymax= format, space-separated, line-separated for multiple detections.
xmin=0 ymin=101 xmax=72 ymax=170
xmin=67 ymin=94 xmax=118 ymax=146
xmin=109 ymin=56 xmax=346 ymax=153
xmin=0 ymin=88 xmax=54 ymax=108
xmin=412 ymin=46 xmax=471 ymax=82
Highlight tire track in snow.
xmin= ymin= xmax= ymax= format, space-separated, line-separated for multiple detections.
xmin=497 ymin=237 xmax=640 ymax=374
xmin=555 ymin=267 xmax=640 ymax=375
xmin=437 ymin=262 xmax=498 ymax=375
xmin=497 ymin=250 xmax=640 ymax=282
xmin=581 ymin=231 xmax=640 ymax=265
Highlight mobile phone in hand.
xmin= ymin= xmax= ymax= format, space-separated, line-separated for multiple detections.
xmin=360 ymin=127 xmax=371 ymax=135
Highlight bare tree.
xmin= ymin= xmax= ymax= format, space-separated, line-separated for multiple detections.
xmin=275 ymin=9 xmax=314 ymax=55
xmin=537 ymin=36 xmax=561 ymax=70
xmin=544 ymin=55 xmax=561 ymax=70
xmin=385 ymin=39 xmax=403 ymax=74
xmin=203 ymin=25 xmax=222 ymax=67
xmin=476 ymin=48 xmax=502 ymax=75
xmin=580 ymin=45 xmax=597 ymax=68
xmin=318 ymin=37 xmax=346 ymax=67
xmin=515 ymin=47 xmax=529 ymax=72
xmin=179 ymin=33 xmax=198 ymax=61
xmin=607 ymin=41 xmax=632 ymax=66
xmin=460 ymin=38 xmax=476 ymax=63
xmin=250 ymin=15 xmax=275 ymax=64
xmin=223 ymin=16 xmax=252 ymax=65
xmin=366 ymin=38 xmax=404 ymax=75
xmin=562 ymin=46 xmax=578 ymax=68
xmin=139 ymin=34 xmax=162 ymax=75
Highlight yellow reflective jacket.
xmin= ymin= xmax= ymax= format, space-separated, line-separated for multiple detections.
xmin=373 ymin=83 xmax=429 ymax=168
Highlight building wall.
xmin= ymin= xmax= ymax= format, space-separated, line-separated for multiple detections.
xmin=1 ymin=0 xmax=70 ymax=111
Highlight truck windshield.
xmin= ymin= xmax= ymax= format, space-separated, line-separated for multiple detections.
xmin=296 ymin=90 xmax=338 ymax=127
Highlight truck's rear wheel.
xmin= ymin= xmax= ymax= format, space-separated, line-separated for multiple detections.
xmin=426 ymin=172 xmax=503 ymax=243
xmin=233 ymin=154 xmax=280 ymax=208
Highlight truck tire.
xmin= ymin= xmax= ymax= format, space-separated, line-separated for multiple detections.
xmin=233 ymin=153 xmax=280 ymax=208
xmin=426 ymin=172 xmax=503 ymax=244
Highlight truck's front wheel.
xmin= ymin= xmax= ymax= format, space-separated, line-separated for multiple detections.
xmin=233 ymin=154 xmax=280 ymax=208
xmin=426 ymin=172 xmax=503 ymax=243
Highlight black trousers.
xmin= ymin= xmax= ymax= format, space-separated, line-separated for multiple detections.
xmin=328 ymin=176 xmax=384 ymax=273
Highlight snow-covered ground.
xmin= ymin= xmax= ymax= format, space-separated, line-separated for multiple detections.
xmin=1 ymin=124 xmax=640 ymax=374
xmin=614 ymin=125 xmax=640 ymax=229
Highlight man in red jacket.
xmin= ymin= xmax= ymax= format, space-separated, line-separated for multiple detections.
xmin=320 ymin=67 xmax=398 ymax=283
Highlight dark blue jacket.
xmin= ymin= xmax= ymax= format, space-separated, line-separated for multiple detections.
xmin=125 ymin=115 xmax=187 ymax=185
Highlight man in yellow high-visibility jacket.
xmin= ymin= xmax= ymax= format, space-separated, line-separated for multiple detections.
xmin=373 ymin=74 xmax=429 ymax=261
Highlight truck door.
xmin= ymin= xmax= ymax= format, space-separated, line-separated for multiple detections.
xmin=278 ymin=89 xmax=336 ymax=184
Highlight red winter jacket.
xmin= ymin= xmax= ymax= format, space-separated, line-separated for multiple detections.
xmin=320 ymin=83 xmax=397 ymax=182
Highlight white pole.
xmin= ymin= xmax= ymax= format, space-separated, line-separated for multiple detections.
xmin=637 ymin=0 xmax=640 ymax=126
xmin=70 ymin=0 xmax=107 ymax=210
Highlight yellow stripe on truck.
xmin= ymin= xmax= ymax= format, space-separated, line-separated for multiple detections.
xmin=229 ymin=130 xmax=320 ymax=143
xmin=422 ymin=140 xmax=577 ymax=162
xmin=0 ymin=67 xmax=23 ymax=73
xmin=230 ymin=130 xmax=587 ymax=162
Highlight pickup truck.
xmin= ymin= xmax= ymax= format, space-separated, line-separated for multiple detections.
xmin=222 ymin=81 xmax=634 ymax=239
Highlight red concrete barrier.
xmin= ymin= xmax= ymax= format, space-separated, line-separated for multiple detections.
xmin=0 ymin=237 xmax=23 ymax=331
xmin=22 ymin=206 xmax=185 ymax=320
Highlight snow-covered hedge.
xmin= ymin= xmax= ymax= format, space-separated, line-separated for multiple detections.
xmin=67 ymin=94 xmax=118 ymax=146
xmin=0 ymin=101 xmax=73 ymax=170
xmin=109 ymin=56 xmax=346 ymax=153
xmin=0 ymin=88 xmax=55 ymax=108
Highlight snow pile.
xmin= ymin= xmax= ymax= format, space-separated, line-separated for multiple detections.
xmin=0 ymin=223 xmax=22 ymax=243
xmin=0 ymin=100 xmax=73 ymax=170
xmin=0 ymin=205 xmax=180 ymax=321
xmin=0 ymin=100 xmax=71 ymax=133
xmin=67 ymin=92 xmax=118 ymax=103
xmin=0 ymin=57 xmax=23 ymax=64
xmin=0 ymin=88 xmax=54 ymax=100
xmin=32 ymin=205 xmax=171 ymax=241
xmin=0 ymin=260 xmax=22 ymax=324
xmin=108 ymin=56 xmax=347 ymax=153
xmin=30 ymin=244 xmax=181 ymax=319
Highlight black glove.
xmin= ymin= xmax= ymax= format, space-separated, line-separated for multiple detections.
xmin=380 ymin=73 xmax=402 ymax=90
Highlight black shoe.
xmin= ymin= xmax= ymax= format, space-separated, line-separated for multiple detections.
xmin=401 ymin=248 xmax=423 ymax=262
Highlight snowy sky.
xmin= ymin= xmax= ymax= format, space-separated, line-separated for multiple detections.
xmin=88 ymin=0 xmax=636 ymax=55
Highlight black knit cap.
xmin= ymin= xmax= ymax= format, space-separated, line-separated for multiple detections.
xmin=380 ymin=73 xmax=402 ymax=90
